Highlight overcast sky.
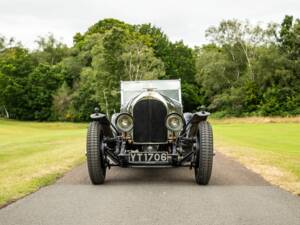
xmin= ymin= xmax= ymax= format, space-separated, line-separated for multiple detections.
xmin=0 ymin=0 xmax=299 ymax=49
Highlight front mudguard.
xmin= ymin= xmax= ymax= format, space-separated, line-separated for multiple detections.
xmin=90 ymin=112 xmax=114 ymax=138
xmin=184 ymin=111 xmax=210 ymax=138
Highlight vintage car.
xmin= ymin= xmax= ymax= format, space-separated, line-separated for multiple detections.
xmin=86 ymin=80 xmax=214 ymax=185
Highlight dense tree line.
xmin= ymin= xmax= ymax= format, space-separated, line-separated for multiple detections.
xmin=196 ymin=16 xmax=300 ymax=116
xmin=0 ymin=16 xmax=299 ymax=121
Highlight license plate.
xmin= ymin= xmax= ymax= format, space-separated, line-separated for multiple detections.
xmin=129 ymin=152 xmax=168 ymax=163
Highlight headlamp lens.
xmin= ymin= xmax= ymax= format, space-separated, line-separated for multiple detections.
xmin=166 ymin=114 xmax=183 ymax=131
xmin=116 ymin=114 xmax=133 ymax=132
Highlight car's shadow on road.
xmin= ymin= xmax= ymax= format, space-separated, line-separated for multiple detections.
xmin=59 ymin=153 xmax=270 ymax=186
xmin=105 ymin=167 xmax=195 ymax=186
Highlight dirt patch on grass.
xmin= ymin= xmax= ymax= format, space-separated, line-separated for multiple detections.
xmin=216 ymin=143 xmax=300 ymax=196
xmin=211 ymin=116 xmax=300 ymax=124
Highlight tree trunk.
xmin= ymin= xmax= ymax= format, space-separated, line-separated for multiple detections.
xmin=3 ymin=105 xmax=9 ymax=118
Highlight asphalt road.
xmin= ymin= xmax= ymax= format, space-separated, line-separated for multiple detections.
xmin=0 ymin=153 xmax=300 ymax=225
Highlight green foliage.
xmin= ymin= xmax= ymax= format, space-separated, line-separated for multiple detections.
xmin=69 ymin=21 xmax=169 ymax=116
xmin=0 ymin=47 xmax=35 ymax=119
xmin=121 ymin=42 xmax=165 ymax=80
xmin=258 ymin=87 xmax=300 ymax=116
xmin=181 ymin=82 xmax=203 ymax=112
xmin=164 ymin=41 xmax=196 ymax=81
xmin=134 ymin=24 xmax=198 ymax=108
xmin=26 ymin=64 xmax=63 ymax=120
xmin=195 ymin=17 xmax=300 ymax=116
xmin=33 ymin=34 xmax=69 ymax=65
xmin=279 ymin=15 xmax=300 ymax=60
xmin=0 ymin=16 xmax=299 ymax=121
xmin=52 ymin=82 xmax=73 ymax=121
xmin=0 ymin=41 xmax=64 ymax=120
xmin=86 ymin=18 xmax=134 ymax=36
xmin=69 ymin=68 xmax=99 ymax=121
xmin=0 ymin=36 xmax=4 ymax=50
xmin=135 ymin=24 xmax=170 ymax=58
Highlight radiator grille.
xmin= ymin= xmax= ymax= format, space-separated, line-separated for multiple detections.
xmin=133 ymin=99 xmax=167 ymax=143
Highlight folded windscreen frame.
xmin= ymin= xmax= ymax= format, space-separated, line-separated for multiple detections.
xmin=120 ymin=79 xmax=182 ymax=107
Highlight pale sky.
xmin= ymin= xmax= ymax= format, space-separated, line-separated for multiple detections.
xmin=0 ymin=0 xmax=299 ymax=49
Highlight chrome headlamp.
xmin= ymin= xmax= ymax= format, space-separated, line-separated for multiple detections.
xmin=115 ymin=113 xmax=133 ymax=132
xmin=166 ymin=113 xmax=184 ymax=132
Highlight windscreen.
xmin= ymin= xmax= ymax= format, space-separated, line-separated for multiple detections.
xmin=121 ymin=80 xmax=181 ymax=106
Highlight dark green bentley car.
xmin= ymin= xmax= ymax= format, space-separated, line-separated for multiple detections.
xmin=86 ymin=80 xmax=214 ymax=185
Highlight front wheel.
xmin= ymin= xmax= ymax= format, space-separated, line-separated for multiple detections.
xmin=86 ymin=121 xmax=106 ymax=184
xmin=194 ymin=121 xmax=214 ymax=185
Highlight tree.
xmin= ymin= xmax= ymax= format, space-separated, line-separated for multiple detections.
xmin=86 ymin=18 xmax=134 ymax=36
xmin=278 ymin=15 xmax=300 ymax=60
xmin=206 ymin=20 xmax=275 ymax=81
xmin=0 ymin=47 xmax=34 ymax=119
xmin=135 ymin=23 xmax=170 ymax=61
xmin=33 ymin=34 xmax=69 ymax=65
xmin=195 ymin=44 xmax=239 ymax=107
xmin=91 ymin=28 xmax=165 ymax=115
xmin=121 ymin=41 xmax=165 ymax=80
xmin=26 ymin=64 xmax=63 ymax=120
xmin=0 ymin=36 xmax=5 ymax=51
xmin=52 ymin=82 xmax=73 ymax=121
xmin=69 ymin=68 xmax=99 ymax=121
xmin=163 ymin=41 xmax=196 ymax=81
xmin=181 ymin=82 xmax=203 ymax=112
xmin=195 ymin=18 xmax=300 ymax=116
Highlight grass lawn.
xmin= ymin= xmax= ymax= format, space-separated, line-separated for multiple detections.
xmin=0 ymin=119 xmax=87 ymax=206
xmin=211 ymin=117 xmax=300 ymax=195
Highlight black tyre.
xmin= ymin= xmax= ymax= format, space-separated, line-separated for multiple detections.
xmin=86 ymin=121 xmax=106 ymax=184
xmin=194 ymin=121 xmax=213 ymax=185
